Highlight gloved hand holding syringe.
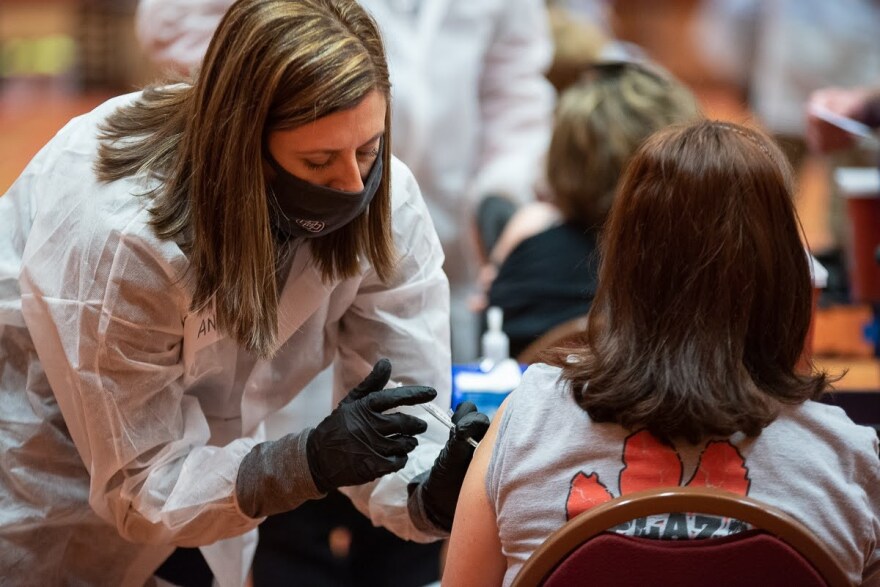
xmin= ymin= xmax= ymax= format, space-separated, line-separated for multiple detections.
xmin=420 ymin=402 xmax=480 ymax=448
xmin=409 ymin=391 xmax=490 ymax=531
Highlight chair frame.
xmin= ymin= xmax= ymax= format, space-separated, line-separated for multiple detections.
xmin=511 ymin=486 xmax=850 ymax=587
xmin=515 ymin=314 xmax=588 ymax=364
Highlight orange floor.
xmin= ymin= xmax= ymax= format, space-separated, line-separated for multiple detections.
xmin=0 ymin=81 xmax=111 ymax=193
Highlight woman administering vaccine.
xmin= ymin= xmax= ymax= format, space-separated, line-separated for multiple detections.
xmin=0 ymin=0 xmax=488 ymax=584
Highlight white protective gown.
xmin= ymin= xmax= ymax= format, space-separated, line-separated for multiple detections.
xmin=0 ymin=91 xmax=451 ymax=587
xmin=135 ymin=0 xmax=555 ymax=360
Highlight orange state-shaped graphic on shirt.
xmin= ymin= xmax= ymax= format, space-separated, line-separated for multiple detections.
xmin=565 ymin=429 xmax=751 ymax=521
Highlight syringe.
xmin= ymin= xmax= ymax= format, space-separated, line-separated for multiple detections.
xmin=420 ymin=402 xmax=480 ymax=449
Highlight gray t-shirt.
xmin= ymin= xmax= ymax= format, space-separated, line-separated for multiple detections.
xmin=486 ymin=363 xmax=880 ymax=586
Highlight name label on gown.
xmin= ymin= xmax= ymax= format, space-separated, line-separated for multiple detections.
xmin=182 ymin=302 xmax=224 ymax=366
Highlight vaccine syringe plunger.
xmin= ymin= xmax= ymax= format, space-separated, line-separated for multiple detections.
xmin=420 ymin=402 xmax=480 ymax=448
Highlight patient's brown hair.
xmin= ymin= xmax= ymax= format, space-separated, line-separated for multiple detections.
xmin=558 ymin=120 xmax=830 ymax=443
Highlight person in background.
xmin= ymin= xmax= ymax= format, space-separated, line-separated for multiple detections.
xmin=542 ymin=1 xmax=611 ymax=95
xmin=542 ymin=0 xmax=643 ymax=94
xmin=693 ymin=0 xmax=880 ymax=162
xmin=484 ymin=61 xmax=700 ymax=358
xmin=0 ymin=1 xmax=489 ymax=584
xmin=443 ymin=120 xmax=880 ymax=586
xmin=693 ymin=0 xmax=880 ymax=304
xmin=472 ymin=0 xmax=622 ymax=277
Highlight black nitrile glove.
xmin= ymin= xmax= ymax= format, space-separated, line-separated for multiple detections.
xmin=408 ymin=401 xmax=490 ymax=532
xmin=234 ymin=359 xmax=435 ymax=519
xmin=306 ymin=358 xmax=435 ymax=492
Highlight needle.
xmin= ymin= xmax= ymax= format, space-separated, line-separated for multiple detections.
xmin=420 ymin=402 xmax=480 ymax=448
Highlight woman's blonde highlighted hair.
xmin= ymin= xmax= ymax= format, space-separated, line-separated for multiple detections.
xmin=548 ymin=61 xmax=700 ymax=229
xmin=95 ymin=0 xmax=395 ymax=358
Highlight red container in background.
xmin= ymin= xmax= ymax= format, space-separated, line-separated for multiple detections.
xmin=837 ymin=167 xmax=880 ymax=303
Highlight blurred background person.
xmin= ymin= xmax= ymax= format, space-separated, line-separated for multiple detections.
xmin=693 ymin=0 xmax=880 ymax=161
xmin=480 ymin=61 xmax=701 ymax=358
xmin=693 ymin=0 xmax=880 ymax=304
xmin=542 ymin=0 xmax=644 ymax=103
xmin=471 ymin=0 xmax=634 ymax=282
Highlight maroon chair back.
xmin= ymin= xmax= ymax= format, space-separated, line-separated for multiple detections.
xmin=511 ymin=487 xmax=850 ymax=587
xmin=544 ymin=530 xmax=825 ymax=587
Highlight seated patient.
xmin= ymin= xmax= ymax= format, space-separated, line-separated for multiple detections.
xmin=486 ymin=61 xmax=700 ymax=357
xmin=444 ymin=121 xmax=880 ymax=586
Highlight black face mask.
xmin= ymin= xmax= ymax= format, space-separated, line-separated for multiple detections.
xmin=266 ymin=146 xmax=383 ymax=239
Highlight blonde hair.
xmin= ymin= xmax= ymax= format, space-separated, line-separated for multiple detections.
xmin=548 ymin=62 xmax=701 ymax=229
xmin=545 ymin=6 xmax=608 ymax=93
xmin=95 ymin=0 xmax=395 ymax=358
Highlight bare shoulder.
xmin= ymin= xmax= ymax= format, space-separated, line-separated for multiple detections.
xmin=490 ymin=202 xmax=562 ymax=265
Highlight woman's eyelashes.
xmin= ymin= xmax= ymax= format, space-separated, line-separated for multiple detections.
xmin=304 ymin=159 xmax=332 ymax=171
xmin=357 ymin=147 xmax=380 ymax=162
xmin=302 ymin=148 xmax=379 ymax=171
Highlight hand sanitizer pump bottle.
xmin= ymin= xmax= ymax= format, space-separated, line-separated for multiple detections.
xmin=480 ymin=306 xmax=509 ymax=371
xmin=451 ymin=306 xmax=522 ymax=419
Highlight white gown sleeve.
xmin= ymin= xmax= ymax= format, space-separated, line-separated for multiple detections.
xmin=19 ymin=190 xmax=260 ymax=546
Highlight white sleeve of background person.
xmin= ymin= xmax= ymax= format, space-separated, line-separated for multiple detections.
xmin=467 ymin=0 xmax=555 ymax=208
xmin=135 ymin=0 xmax=231 ymax=73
